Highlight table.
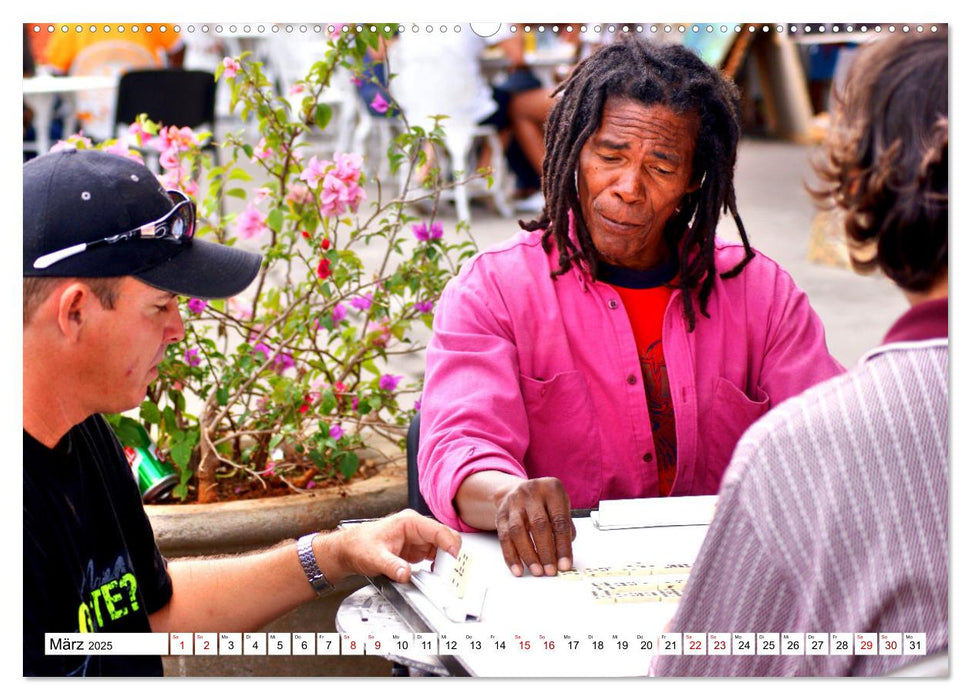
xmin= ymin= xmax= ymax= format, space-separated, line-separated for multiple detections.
xmin=23 ymin=74 xmax=117 ymax=155
xmin=336 ymin=501 xmax=714 ymax=677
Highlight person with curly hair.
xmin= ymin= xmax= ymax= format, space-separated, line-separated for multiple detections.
xmin=653 ymin=30 xmax=948 ymax=676
xmin=418 ymin=36 xmax=843 ymax=577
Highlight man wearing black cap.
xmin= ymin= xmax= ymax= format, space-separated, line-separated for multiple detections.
xmin=23 ymin=149 xmax=461 ymax=676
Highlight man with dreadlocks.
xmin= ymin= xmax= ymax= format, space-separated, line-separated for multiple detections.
xmin=418 ymin=37 xmax=843 ymax=578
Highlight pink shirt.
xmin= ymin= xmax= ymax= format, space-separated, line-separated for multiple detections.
xmin=419 ymin=229 xmax=844 ymax=531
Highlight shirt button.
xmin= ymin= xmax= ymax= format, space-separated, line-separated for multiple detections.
xmin=643 ymin=452 xmax=654 ymax=462
xmin=607 ymin=299 xmax=619 ymax=309
xmin=626 ymin=374 xmax=637 ymax=385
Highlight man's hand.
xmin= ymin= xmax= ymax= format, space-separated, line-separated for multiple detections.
xmin=326 ymin=509 xmax=462 ymax=584
xmin=495 ymin=477 xmax=576 ymax=577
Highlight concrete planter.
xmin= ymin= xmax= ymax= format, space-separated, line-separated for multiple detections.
xmin=146 ymin=469 xmax=408 ymax=558
xmin=146 ymin=468 xmax=407 ymax=677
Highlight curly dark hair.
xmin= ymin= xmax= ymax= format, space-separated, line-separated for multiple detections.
xmin=810 ymin=32 xmax=948 ymax=292
xmin=522 ymin=36 xmax=753 ymax=331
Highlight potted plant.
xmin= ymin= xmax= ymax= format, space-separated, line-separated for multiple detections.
xmin=53 ymin=26 xmax=484 ymax=533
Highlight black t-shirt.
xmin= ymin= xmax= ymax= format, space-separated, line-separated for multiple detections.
xmin=23 ymin=415 xmax=173 ymax=676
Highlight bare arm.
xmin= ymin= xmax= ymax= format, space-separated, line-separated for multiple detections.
xmin=148 ymin=510 xmax=460 ymax=633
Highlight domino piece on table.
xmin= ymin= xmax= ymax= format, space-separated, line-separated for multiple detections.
xmin=653 ymin=563 xmax=692 ymax=575
xmin=557 ymin=568 xmax=583 ymax=579
xmin=590 ymin=579 xmax=659 ymax=593
xmin=613 ymin=590 xmax=663 ymax=604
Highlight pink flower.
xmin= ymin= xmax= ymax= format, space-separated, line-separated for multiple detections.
xmin=429 ymin=221 xmax=444 ymax=239
xmin=350 ymin=293 xmax=373 ymax=311
xmin=286 ymin=182 xmax=314 ymax=206
xmin=228 ymin=296 xmax=253 ymax=321
xmin=50 ymin=135 xmax=92 ymax=153
xmin=350 ymin=74 xmax=363 ymax=87
xmin=367 ymin=318 xmax=392 ymax=347
xmin=103 ymin=139 xmax=144 ymax=163
xmin=187 ymin=298 xmax=207 ymax=314
xmin=235 ymin=202 xmax=267 ymax=240
xmin=253 ymin=186 xmax=273 ymax=202
xmin=319 ymin=174 xmax=349 ymax=218
xmin=182 ymin=179 xmax=199 ymax=199
xmin=379 ymin=374 xmax=401 ymax=392
xmin=159 ymin=147 xmax=181 ymax=171
xmin=288 ymin=83 xmax=305 ymax=96
xmin=252 ymin=137 xmax=273 ymax=163
xmin=184 ymin=348 xmax=201 ymax=367
xmin=413 ymin=300 xmax=434 ymax=313
xmin=412 ymin=222 xmax=429 ymax=241
xmin=306 ymin=480 xmax=316 ymax=489
xmin=333 ymin=152 xmax=363 ymax=183
xmin=222 ymin=56 xmax=241 ymax=79
xmin=253 ymin=342 xmax=272 ymax=360
xmin=370 ymin=93 xmax=389 ymax=114
xmin=158 ymin=125 xmax=197 ymax=153
xmin=414 ymin=398 xmax=422 ymax=411
xmin=330 ymin=424 xmax=344 ymax=440
xmin=299 ymin=155 xmax=331 ymax=189
xmin=128 ymin=121 xmax=153 ymax=146
xmin=332 ymin=303 xmax=347 ymax=324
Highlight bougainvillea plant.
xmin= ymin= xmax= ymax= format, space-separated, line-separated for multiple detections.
xmin=56 ymin=27 xmax=486 ymax=502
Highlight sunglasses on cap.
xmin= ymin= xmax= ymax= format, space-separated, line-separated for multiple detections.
xmin=32 ymin=190 xmax=196 ymax=270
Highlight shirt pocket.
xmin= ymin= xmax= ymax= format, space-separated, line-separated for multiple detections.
xmin=699 ymin=376 xmax=770 ymax=492
xmin=519 ymin=370 xmax=604 ymax=507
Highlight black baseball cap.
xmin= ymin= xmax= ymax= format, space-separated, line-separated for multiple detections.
xmin=23 ymin=148 xmax=262 ymax=299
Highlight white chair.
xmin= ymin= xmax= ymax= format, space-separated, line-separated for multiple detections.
xmin=387 ymin=35 xmax=512 ymax=221
xmin=68 ymin=40 xmax=160 ymax=141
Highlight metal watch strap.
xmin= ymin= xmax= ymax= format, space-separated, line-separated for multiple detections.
xmin=296 ymin=532 xmax=333 ymax=595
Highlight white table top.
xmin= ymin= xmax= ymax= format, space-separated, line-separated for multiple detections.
xmin=23 ymin=74 xmax=117 ymax=95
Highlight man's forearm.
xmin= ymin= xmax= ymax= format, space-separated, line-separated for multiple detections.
xmin=148 ymin=531 xmax=345 ymax=633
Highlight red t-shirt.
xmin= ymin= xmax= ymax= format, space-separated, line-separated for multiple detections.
xmin=602 ymin=260 xmax=678 ymax=496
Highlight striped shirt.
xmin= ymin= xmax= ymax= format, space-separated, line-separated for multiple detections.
xmin=653 ymin=298 xmax=948 ymax=676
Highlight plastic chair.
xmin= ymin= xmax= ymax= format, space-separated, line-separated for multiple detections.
xmin=69 ymin=40 xmax=160 ymax=141
xmin=388 ymin=37 xmax=512 ymax=221
xmin=114 ymin=69 xmax=218 ymax=166
xmin=406 ymin=412 xmax=433 ymax=517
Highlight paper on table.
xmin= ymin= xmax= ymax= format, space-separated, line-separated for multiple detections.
xmin=410 ymin=547 xmax=487 ymax=623
xmin=591 ymin=495 xmax=717 ymax=530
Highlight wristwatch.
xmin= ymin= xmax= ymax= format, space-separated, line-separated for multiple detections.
xmin=296 ymin=532 xmax=334 ymax=595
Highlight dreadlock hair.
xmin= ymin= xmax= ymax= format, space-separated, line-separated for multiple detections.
xmin=522 ymin=36 xmax=754 ymax=331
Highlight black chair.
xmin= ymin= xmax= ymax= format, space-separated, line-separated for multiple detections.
xmin=113 ymin=69 xmax=218 ymax=165
xmin=406 ymin=411 xmax=433 ymax=517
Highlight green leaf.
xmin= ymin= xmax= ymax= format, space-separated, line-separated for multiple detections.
xmin=315 ymin=103 xmax=332 ymax=130
xmin=140 ymin=401 xmax=161 ymax=425
xmin=337 ymin=451 xmax=360 ymax=479
xmin=226 ymin=188 xmax=248 ymax=199
xmin=111 ymin=416 xmax=147 ymax=448
xmin=320 ymin=389 xmax=337 ymax=415
xmin=169 ymin=441 xmax=193 ymax=469
xmin=216 ymin=386 xmax=230 ymax=406
xmin=267 ymin=208 xmax=285 ymax=233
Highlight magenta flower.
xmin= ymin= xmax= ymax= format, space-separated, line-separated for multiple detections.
xmin=159 ymin=148 xmax=181 ymax=171
xmin=332 ymin=303 xmax=348 ymax=324
xmin=350 ymin=74 xmax=364 ymax=87
xmin=299 ymin=155 xmax=330 ymax=189
xmin=413 ymin=300 xmax=434 ymax=313
xmin=350 ymin=293 xmax=373 ymax=311
xmin=429 ymin=221 xmax=444 ymax=239
xmin=379 ymin=374 xmax=402 ymax=392
xmin=271 ymin=352 xmax=295 ymax=374
xmin=414 ymin=398 xmax=422 ymax=411
xmin=253 ymin=342 xmax=272 ymax=360
xmin=222 ymin=57 xmax=241 ymax=79
xmin=187 ymin=298 xmax=207 ymax=315
xmin=184 ymin=348 xmax=201 ymax=367
xmin=235 ymin=202 xmax=267 ymax=240
xmin=412 ymin=222 xmax=429 ymax=241
xmin=288 ymin=83 xmax=305 ymax=96
xmin=370 ymin=93 xmax=389 ymax=114
xmin=330 ymin=424 xmax=344 ymax=440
